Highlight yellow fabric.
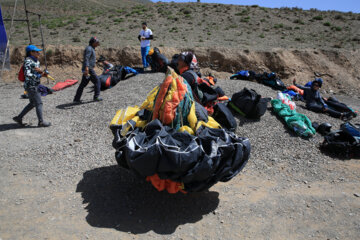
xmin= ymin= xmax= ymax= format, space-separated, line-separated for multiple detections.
xmin=187 ymin=102 xmax=198 ymax=131
xmin=196 ymin=116 xmax=221 ymax=130
xmin=110 ymin=106 xmax=140 ymax=127
xmin=140 ymin=86 xmax=159 ymax=111
xmin=178 ymin=126 xmax=195 ymax=135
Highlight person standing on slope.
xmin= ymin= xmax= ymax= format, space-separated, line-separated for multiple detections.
xmin=138 ymin=22 xmax=153 ymax=70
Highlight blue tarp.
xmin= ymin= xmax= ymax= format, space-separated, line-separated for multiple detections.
xmin=0 ymin=6 xmax=10 ymax=70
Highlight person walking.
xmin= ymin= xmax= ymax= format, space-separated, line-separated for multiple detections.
xmin=73 ymin=37 xmax=102 ymax=103
xmin=13 ymin=45 xmax=51 ymax=127
xmin=138 ymin=22 xmax=153 ymax=70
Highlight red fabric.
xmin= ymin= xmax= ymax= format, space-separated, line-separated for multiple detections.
xmin=105 ymin=76 xmax=111 ymax=88
xmin=18 ymin=65 xmax=25 ymax=82
xmin=146 ymin=174 xmax=186 ymax=194
xmin=287 ymin=85 xmax=304 ymax=95
xmin=51 ymin=79 xmax=78 ymax=91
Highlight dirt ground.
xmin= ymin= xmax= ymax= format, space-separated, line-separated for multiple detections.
xmin=0 ymin=71 xmax=359 ymax=240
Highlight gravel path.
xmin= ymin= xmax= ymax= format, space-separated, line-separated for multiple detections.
xmin=0 ymin=72 xmax=359 ymax=240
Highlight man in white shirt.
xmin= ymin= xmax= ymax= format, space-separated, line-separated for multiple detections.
xmin=138 ymin=22 xmax=153 ymax=69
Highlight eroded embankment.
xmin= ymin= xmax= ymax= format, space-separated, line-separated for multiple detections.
xmin=4 ymin=46 xmax=360 ymax=96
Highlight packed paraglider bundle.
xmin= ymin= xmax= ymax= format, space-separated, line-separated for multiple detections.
xmin=110 ymin=67 xmax=251 ymax=193
xmin=271 ymin=92 xmax=316 ymax=138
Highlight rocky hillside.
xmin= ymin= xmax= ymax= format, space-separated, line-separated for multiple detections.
xmin=1 ymin=1 xmax=359 ymax=50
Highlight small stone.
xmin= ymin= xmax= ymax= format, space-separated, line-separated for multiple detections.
xmin=354 ymin=193 xmax=360 ymax=197
xmin=74 ymin=139 xmax=81 ymax=142
xmin=303 ymin=180 xmax=308 ymax=184
xmin=220 ymin=220 xmax=224 ymax=223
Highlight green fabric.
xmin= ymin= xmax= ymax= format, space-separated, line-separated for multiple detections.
xmin=271 ymin=99 xmax=316 ymax=137
xmin=228 ymin=102 xmax=246 ymax=117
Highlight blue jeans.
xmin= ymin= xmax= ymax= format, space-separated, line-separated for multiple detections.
xmin=141 ymin=46 xmax=150 ymax=68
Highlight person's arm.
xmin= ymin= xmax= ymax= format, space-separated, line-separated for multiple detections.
xmin=83 ymin=47 xmax=92 ymax=75
xmin=293 ymin=78 xmax=308 ymax=90
xmin=318 ymin=92 xmax=328 ymax=108
xmin=138 ymin=35 xmax=141 ymax=42
xmin=145 ymin=35 xmax=153 ymax=40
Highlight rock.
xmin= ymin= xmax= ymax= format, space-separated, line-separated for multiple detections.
xmin=354 ymin=193 xmax=360 ymax=197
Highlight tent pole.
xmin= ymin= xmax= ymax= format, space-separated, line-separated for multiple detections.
xmin=24 ymin=0 xmax=32 ymax=44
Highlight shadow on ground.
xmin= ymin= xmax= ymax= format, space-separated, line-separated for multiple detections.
xmin=56 ymin=101 xmax=93 ymax=110
xmin=0 ymin=123 xmax=37 ymax=132
xmin=76 ymin=165 xmax=220 ymax=235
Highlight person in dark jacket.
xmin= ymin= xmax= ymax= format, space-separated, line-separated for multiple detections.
xmin=293 ymin=78 xmax=351 ymax=120
xmin=13 ymin=45 xmax=51 ymax=127
xmin=177 ymin=52 xmax=197 ymax=86
xmin=73 ymin=37 xmax=102 ymax=103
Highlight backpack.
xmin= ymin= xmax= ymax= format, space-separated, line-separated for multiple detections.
xmin=18 ymin=65 xmax=25 ymax=82
xmin=321 ymin=122 xmax=360 ymax=158
xmin=212 ymin=103 xmax=237 ymax=132
xmin=228 ymin=88 xmax=269 ymax=119
xmin=256 ymin=72 xmax=286 ymax=91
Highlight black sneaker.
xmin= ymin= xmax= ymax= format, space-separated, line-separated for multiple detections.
xmin=38 ymin=121 xmax=51 ymax=127
xmin=93 ymin=97 xmax=103 ymax=102
xmin=13 ymin=116 xmax=24 ymax=125
xmin=73 ymin=99 xmax=82 ymax=104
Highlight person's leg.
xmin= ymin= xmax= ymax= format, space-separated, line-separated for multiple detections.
xmin=324 ymin=108 xmax=342 ymax=118
xmin=144 ymin=46 xmax=150 ymax=68
xmin=141 ymin=47 xmax=150 ymax=68
xmin=89 ymin=69 xmax=101 ymax=100
xmin=74 ymin=74 xmax=90 ymax=102
xmin=325 ymin=99 xmax=350 ymax=113
xmin=27 ymin=87 xmax=44 ymax=123
xmin=17 ymin=88 xmax=36 ymax=119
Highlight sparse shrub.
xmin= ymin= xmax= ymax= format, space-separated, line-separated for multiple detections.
xmin=260 ymin=19 xmax=266 ymax=22
xmin=72 ymin=37 xmax=81 ymax=42
xmin=332 ymin=26 xmax=342 ymax=31
xmin=273 ymin=24 xmax=284 ymax=29
xmin=251 ymin=5 xmax=258 ymax=8
xmin=295 ymin=37 xmax=301 ymax=41
xmin=323 ymin=22 xmax=331 ymax=26
xmin=260 ymin=7 xmax=268 ymax=12
xmin=207 ymin=32 xmax=211 ymax=35
xmin=334 ymin=14 xmax=345 ymax=20
xmin=240 ymin=17 xmax=250 ymax=22
xmin=259 ymin=34 xmax=265 ymax=38
xmin=293 ymin=19 xmax=304 ymax=24
xmin=295 ymin=26 xmax=300 ymax=30
xmin=46 ymin=49 xmax=53 ymax=57
xmin=113 ymin=18 xmax=124 ymax=23
xmin=313 ymin=15 xmax=323 ymax=20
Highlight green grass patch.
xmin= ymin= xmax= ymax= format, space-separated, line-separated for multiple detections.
xmin=313 ymin=15 xmax=323 ymax=20
xmin=323 ymin=22 xmax=331 ymax=26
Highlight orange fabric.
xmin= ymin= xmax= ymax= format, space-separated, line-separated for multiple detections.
xmin=152 ymin=74 xmax=173 ymax=121
xmin=204 ymin=76 xmax=215 ymax=86
xmin=153 ymin=72 xmax=188 ymax=125
xmin=179 ymin=66 xmax=189 ymax=75
xmin=105 ymin=76 xmax=111 ymax=88
xmin=146 ymin=174 xmax=187 ymax=194
xmin=217 ymin=96 xmax=229 ymax=101
xmin=287 ymin=85 xmax=304 ymax=95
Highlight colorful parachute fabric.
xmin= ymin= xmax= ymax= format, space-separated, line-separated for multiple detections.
xmin=110 ymin=67 xmax=251 ymax=193
xmin=271 ymin=99 xmax=316 ymax=138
